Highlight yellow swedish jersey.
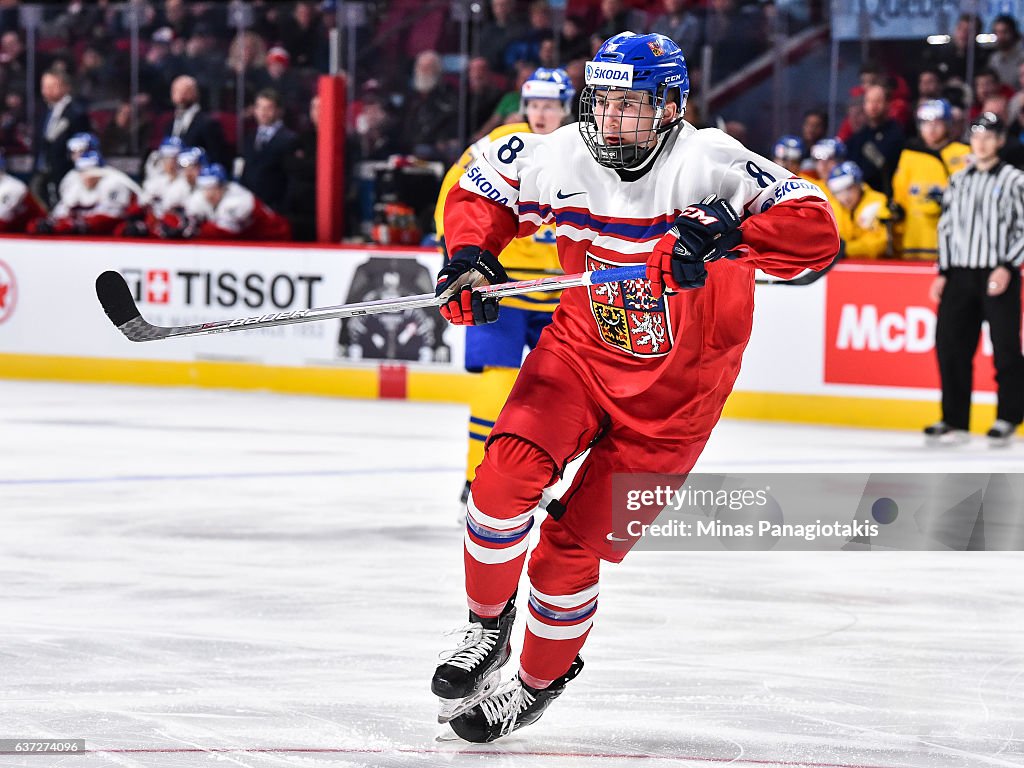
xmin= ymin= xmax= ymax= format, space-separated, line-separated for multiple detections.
xmin=891 ymin=141 xmax=971 ymax=260
xmin=831 ymin=184 xmax=892 ymax=259
xmin=435 ymin=122 xmax=561 ymax=312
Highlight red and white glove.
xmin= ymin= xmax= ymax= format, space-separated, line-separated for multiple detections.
xmin=435 ymin=246 xmax=509 ymax=326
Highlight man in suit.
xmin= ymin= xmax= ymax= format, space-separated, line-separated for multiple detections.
xmin=168 ymin=75 xmax=227 ymax=165
xmin=32 ymin=69 xmax=91 ymax=208
xmin=239 ymin=89 xmax=297 ymax=213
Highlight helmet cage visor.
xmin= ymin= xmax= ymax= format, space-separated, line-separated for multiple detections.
xmin=579 ymin=84 xmax=674 ymax=170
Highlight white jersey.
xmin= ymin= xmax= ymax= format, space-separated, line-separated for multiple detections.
xmin=0 ymin=173 xmax=33 ymax=223
xmin=142 ymin=154 xmax=180 ymax=217
xmin=53 ymin=167 xmax=143 ymax=220
xmin=160 ymin=176 xmax=196 ymax=213
xmin=458 ymin=121 xmax=828 ymax=264
xmin=183 ymin=189 xmax=215 ymax=221
xmin=205 ymin=182 xmax=257 ymax=234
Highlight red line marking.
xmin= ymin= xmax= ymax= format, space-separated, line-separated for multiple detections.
xmin=79 ymin=746 xmax=905 ymax=768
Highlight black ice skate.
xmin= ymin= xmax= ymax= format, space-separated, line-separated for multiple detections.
xmin=432 ymin=599 xmax=516 ymax=723
xmin=987 ymin=419 xmax=1019 ymax=448
xmin=923 ymin=421 xmax=969 ymax=446
xmin=449 ymin=655 xmax=584 ymax=743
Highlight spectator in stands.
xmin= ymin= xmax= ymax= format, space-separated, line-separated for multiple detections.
xmin=284 ymin=95 xmax=319 ymax=242
xmin=100 ymin=101 xmax=151 ymax=158
xmin=979 ymin=94 xmax=1024 ymax=167
xmin=917 ymin=68 xmax=944 ymax=106
xmin=168 ymin=75 xmax=227 ymax=165
xmin=704 ymin=0 xmax=767 ymax=83
xmin=837 ymin=93 xmax=866 ymax=142
xmin=504 ymin=1 xmax=556 ymax=71
xmin=140 ymin=28 xmax=185 ymax=112
xmin=253 ymin=47 xmax=307 ymax=119
xmin=800 ymin=108 xmax=828 ymax=162
xmin=558 ymin=15 xmax=591 ymax=63
xmin=649 ymin=0 xmax=705 ymax=59
xmin=988 ymin=15 xmax=1024 ymax=89
xmin=0 ymin=91 xmax=30 ymax=154
xmin=191 ymin=163 xmax=291 ymax=241
xmin=398 ymin=50 xmax=457 ymax=160
xmin=464 ymin=57 xmax=504 ymax=141
xmin=278 ymin=1 xmax=328 ymax=71
xmin=477 ymin=0 xmax=526 ymax=74
xmin=925 ymin=13 xmax=987 ymax=83
xmin=75 ymin=47 xmax=120 ymax=107
xmin=240 ymin=89 xmax=297 ymax=214
xmin=32 ymin=150 xmax=143 ymax=236
xmin=182 ymin=23 xmax=227 ymax=110
xmin=970 ymin=68 xmax=1014 ymax=120
xmin=162 ymin=0 xmax=195 ymax=41
xmin=0 ymin=30 xmax=26 ymax=99
xmin=0 ymin=151 xmax=46 ymax=233
xmin=826 ymin=161 xmax=891 ymax=259
xmin=472 ymin=61 xmax=536 ymax=140
xmin=889 ymin=99 xmax=970 ymax=260
xmin=31 ymin=69 xmax=92 ymax=209
xmin=846 ymin=83 xmax=904 ymax=194
xmin=1006 ymin=60 xmax=1024 ymax=132
xmin=593 ymin=0 xmax=648 ymax=42
xmin=225 ymin=30 xmax=267 ymax=110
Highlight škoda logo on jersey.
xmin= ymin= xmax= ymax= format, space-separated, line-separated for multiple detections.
xmin=586 ymin=254 xmax=673 ymax=358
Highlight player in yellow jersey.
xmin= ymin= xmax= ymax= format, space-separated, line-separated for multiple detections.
xmin=772 ymin=135 xmax=818 ymax=182
xmin=434 ymin=67 xmax=575 ymax=512
xmin=827 ymin=161 xmax=892 ymax=259
xmin=890 ymin=99 xmax=971 ymax=260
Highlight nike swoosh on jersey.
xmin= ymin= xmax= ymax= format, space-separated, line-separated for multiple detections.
xmin=556 ymin=189 xmax=585 ymax=200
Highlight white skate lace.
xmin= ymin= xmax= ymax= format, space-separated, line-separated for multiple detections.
xmin=439 ymin=622 xmax=500 ymax=672
xmin=479 ymin=678 xmax=536 ymax=736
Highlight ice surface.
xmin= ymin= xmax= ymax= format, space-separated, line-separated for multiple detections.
xmin=1 ymin=380 xmax=1022 ymax=767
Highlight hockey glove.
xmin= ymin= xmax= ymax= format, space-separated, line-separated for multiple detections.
xmin=435 ymin=246 xmax=508 ymax=325
xmin=647 ymin=196 xmax=742 ymax=297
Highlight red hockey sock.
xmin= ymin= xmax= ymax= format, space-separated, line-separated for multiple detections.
xmin=464 ymin=436 xmax=556 ymax=617
xmin=520 ymin=516 xmax=600 ymax=687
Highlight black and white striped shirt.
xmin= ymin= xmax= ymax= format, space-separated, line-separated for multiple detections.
xmin=938 ymin=161 xmax=1024 ymax=271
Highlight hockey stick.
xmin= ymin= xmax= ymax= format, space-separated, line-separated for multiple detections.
xmin=95 ymin=265 xmax=648 ymax=343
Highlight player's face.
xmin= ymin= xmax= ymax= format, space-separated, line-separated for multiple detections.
xmin=970 ymin=128 xmax=1004 ymax=162
xmin=919 ymin=119 xmax=948 ymax=149
xmin=593 ymin=89 xmax=662 ymax=147
xmin=815 ymin=158 xmax=836 ymax=179
xmin=525 ymin=98 xmax=564 ymax=135
xmin=184 ymin=164 xmax=201 ymax=184
xmin=203 ymin=186 xmax=224 ymax=207
xmin=835 ymin=185 xmax=860 ymax=211
xmin=162 ymin=156 xmax=178 ymax=175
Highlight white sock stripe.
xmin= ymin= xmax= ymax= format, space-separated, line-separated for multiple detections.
xmin=467 ymin=491 xmax=537 ymax=531
xmin=464 ymin=530 xmax=532 ymax=564
xmin=526 ymin=610 xmax=594 ymax=640
xmin=530 ymin=583 xmax=600 ymax=609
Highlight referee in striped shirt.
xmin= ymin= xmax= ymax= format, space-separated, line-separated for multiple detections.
xmin=927 ymin=112 xmax=1024 ymax=446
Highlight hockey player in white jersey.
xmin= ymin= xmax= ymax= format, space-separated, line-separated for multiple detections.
xmin=31 ymin=150 xmax=144 ymax=236
xmin=187 ymin=163 xmax=291 ymax=240
xmin=431 ymin=31 xmax=839 ymax=742
xmin=57 ymin=132 xmax=100 ymax=200
xmin=0 ymin=152 xmax=46 ymax=233
xmin=155 ymin=146 xmax=209 ymax=238
xmin=142 ymin=136 xmax=185 ymax=219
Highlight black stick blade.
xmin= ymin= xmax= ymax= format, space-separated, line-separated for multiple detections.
xmin=96 ymin=270 xmax=141 ymax=327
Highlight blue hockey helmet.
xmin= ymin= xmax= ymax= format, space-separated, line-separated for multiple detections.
xmin=196 ymin=162 xmax=228 ymax=188
xmin=177 ymin=146 xmax=208 ymax=169
xmin=772 ymin=135 xmax=804 ymax=163
xmin=826 ymin=161 xmax=864 ymax=194
xmin=811 ymin=137 xmax=846 ymax=162
xmin=917 ymin=98 xmax=952 ymax=124
xmin=158 ymin=136 xmax=185 ymax=158
xmin=67 ymin=132 xmax=99 ymax=157
xmin=579 ymin=31 xmax=689 ymax=170
xmin=74 ymin=150 xmax=105 ymax=171
xmin=520 ymin=67 xmax=576 ymax=115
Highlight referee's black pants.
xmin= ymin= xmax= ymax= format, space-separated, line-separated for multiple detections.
xmin=935 ymin=267 xmax=1024 ymax=429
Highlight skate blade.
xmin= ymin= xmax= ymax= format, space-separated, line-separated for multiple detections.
xmin=436 ymin=670 xmax=500 ymax=724
xmin=989 ymin=436 xmax=1014 ymax=448
xmin=435 ymin=723 xmax=461 ymax=742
